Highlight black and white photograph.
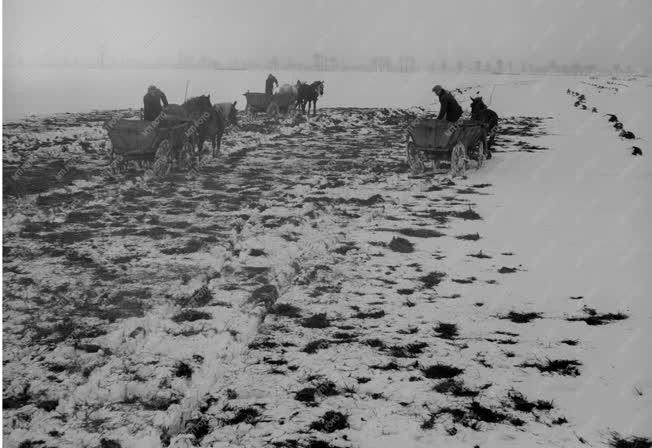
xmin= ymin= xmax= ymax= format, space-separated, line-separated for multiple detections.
xmin=2 ymin=1 xmax=651 ymax=447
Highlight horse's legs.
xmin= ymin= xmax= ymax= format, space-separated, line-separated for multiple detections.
xmin=199 ymin=127 xmax=209 ymax=154
xmin=197 ymin=135 xmax=205 ymax=157
xmin=212 ymin=130 xmax=223 ymax=157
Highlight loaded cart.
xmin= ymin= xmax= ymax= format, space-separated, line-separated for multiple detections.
xmin=243 ymin=91 xmax=296 ymax=116
xmin=406 ymin=119 xmax=488 ymax=177
xmin=106 ymin=117 xmax=197 ymax=176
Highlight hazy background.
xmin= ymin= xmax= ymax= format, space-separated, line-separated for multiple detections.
xmin=3 ymin=0 xmax=652 ymax=69
xmin=3 ymin=0 xmax=652 ymax=121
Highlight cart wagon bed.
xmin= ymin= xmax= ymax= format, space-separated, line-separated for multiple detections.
xmin=243 ymin=91 xmax=296 ymax=116
xmin=406 ymin=118 xmax=488 ymax=176
xmin=106 ymin=117 xmax=195 ymax=176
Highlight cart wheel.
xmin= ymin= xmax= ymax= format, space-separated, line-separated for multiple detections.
xmin=476 ymin=139 xmax=486 ymax=170
xmin=288 ymin=99 xmax=296 ymax=116
xmin=450 ymin=142 xmax=467 ymax=177
xmin=111 ymin=154 xmax=125 ymax=175
xmin=406 ymin=141 xmax=426 ymax=174
xmin=107 ymin=141 xmax=117 ymax=173
xmin=154 ymin=139 xmax=172 ymax=177
xmin=181 ymin=141 xmax=201 ymax=171
xmin=179 ymin=140 xmax=194 ymax=169
xmin=267 ymin=102 xmax=279 ymax=117
xmin=106 ymin=140 xmax=113 ymax=160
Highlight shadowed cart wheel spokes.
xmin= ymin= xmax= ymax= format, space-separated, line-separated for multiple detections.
xmin=179 ymin=140 xmax=196 ymax=170
xmin=450 ymin=142 xmax=467 ymax=177
xmin=267 ymin=102 xmax=279 ymax=117
xmin=154 ymin=139 xmax=172 ymax=177
xmin=108 ymin=141 xmax=123 ymax=175
xmin=407 ymin=141 xmax=426 ymax=174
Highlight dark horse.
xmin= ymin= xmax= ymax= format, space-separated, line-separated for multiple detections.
xmin=296 ymin=81 xmax=325 ymax=115
xmin=470 ymin=97 xmax=499 ymax=155
xmin=165 ymin=95 xmax=218 ymax=157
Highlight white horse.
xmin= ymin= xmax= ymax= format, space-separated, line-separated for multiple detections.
xmin=278 ymin=83 xmax=299 ymax=109
xmin=278 ymin=83 xmax=298 ymax=96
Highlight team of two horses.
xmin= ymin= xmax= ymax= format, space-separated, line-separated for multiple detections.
xmin=164 ymin=95 xmax=238 ymax=158
xmin=278 ymin=80 xmax=325 ymax=115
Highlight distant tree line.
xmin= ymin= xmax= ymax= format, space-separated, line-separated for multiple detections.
xmin=7 ymin=48 xmax=649 ymax=76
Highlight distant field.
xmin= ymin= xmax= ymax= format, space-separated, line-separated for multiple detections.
xmin=3 ymin=67 xmax=551 ymax=121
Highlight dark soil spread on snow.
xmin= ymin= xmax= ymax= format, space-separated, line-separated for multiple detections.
xmin=4 ymin=106 xmax=629 ymax=448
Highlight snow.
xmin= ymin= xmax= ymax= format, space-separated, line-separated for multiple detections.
xmin=3 ymin=73 xmax=651 ymax=448
xmin=470 ymin=76 xmax=652 ymax=441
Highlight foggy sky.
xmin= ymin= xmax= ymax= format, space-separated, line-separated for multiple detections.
xmin=3 ymin=0 xmax=651 ymax=67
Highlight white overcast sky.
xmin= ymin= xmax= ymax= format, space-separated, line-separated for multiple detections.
xmin=3 ymin=0 xmax=651 ymax=67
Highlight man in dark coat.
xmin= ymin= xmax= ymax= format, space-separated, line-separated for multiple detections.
xmin=143 ymin=85 xmax=168 ymax=121
xmin=433 ymin=85 xmax=462 ymax=122
xmin=265 ymin=74 xmax=278 ymax=95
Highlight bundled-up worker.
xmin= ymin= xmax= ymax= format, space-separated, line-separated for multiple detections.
xmin=143 ymin=85 xmax=168 ymax=121
xmin=265 ymin=74 xmax=278 ymax=95
xmin=432 ymin=84 xmax=462 ymax=123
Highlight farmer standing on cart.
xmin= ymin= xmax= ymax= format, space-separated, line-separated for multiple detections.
xmin=433 ymin=85 xmax=462 ymax=123
xmin=265 ymin=74 xmax=278 ymax=95
xmin=143 ymin=85 xmax=169 ymax=121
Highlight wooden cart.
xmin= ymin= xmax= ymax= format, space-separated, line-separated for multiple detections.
xmin=405 ymin=119 xmax=488 ymax=177
xmin=243 ymin=91 xmax=296 ymax=116
xmin=106 ymin=118 xmax=196 ymax=176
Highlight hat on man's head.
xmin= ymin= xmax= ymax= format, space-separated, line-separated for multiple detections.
xmin=432 ymin=85 xmax=443 ymax=94
xmin=148 ymin=85 xmax=157 ymax=93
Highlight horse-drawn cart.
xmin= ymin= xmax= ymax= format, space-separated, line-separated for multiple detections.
xmin=243 ymin=91 xmax=296 ymax=116
xmin=106 ymin=117 xmax=196 ymax=176
xmin=406 ymin=119 xmax=488 ymax=177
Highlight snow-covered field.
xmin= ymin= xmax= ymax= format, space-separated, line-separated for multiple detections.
xmin=3 ymin=74 xmax=651 ymax=448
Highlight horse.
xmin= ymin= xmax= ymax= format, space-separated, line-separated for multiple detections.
xmin=470 ymin=96 xmax=499 ymax=154
xmin=278 ymin=84 xmax=299 ymax=110
xmin=278 ymin=83 xmax=298 ymax=96
xmin=204 ymin=108 xmax=225 ymax=157
xmin=164 ymin=95 xmax=215 ymax=155
xmin=205 ymin=101 xmax=238 ymax=156
xmin=296 ymin=81 xmax=324 ymax=115
xmin=214 ymin=101 xmax=238 ymax=126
